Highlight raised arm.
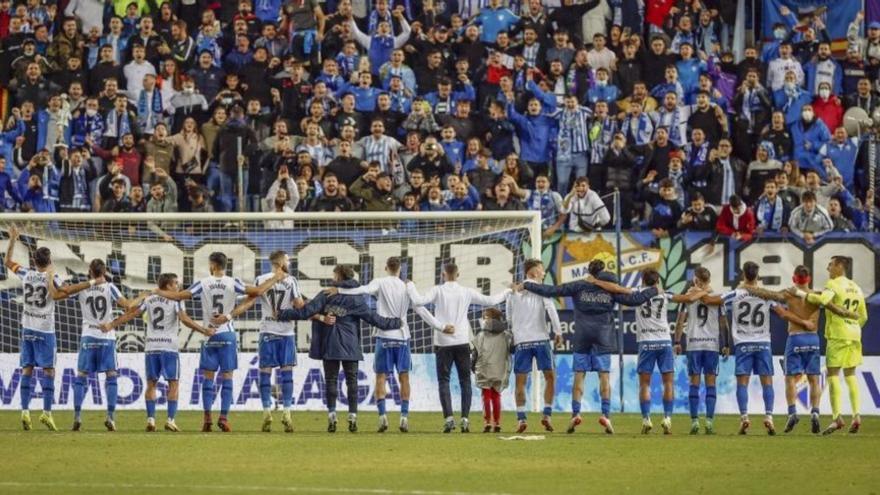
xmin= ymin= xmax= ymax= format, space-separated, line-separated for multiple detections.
xmin=155 ymin=288 xmax=193 ymax=300
xmin=406 ymin=282 xmax=436 ymax=306
xmin=393 ymin=17 xmax=411 ymax=48
xmin=349 ymin=19 xmax=371 ymax=49
xmin=4 ymin=225 xmax=19 ymax=271
xmin=244 ymin=271 xmax=285 ymax=297
xmin=585 ymin=274 xmax=632 ymax=295
xmin=337 ymin=279 xmax=380 ymax=296
xmin=469 ymin=287 xmax=512 ymax=307
xmin=670 ymin=286 xmax=709 ymax=304
xmin=612 ymin=286 xmax=660 ymax=307
xmin=805 ymin=288 xmax=834 ymax=307
xmin=523 ymin=280 xmax=584 ymax=298
xmin=745 ymin=286 xmax=789 ymax=303
xmin=277 ymin=293 xmax=327 ymax=321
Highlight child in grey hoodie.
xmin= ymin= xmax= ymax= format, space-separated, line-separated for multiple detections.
xmin=472 ymin=307 xmax=513 ymax=433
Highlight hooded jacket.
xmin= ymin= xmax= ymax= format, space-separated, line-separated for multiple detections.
xmin=472 ymin=319 xmax=512 ymax=391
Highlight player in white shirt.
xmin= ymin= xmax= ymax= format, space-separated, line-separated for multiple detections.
xmin=673 ymin=267 xmax=730 ymax=435
xmin=102 ymin=273 xmax=214 ymax=432
xmin=224 ymin=251 xmax=307 ymax=433
xmin=591 ymin=268 xmax=706 ymax=435
xmin=703 ymin=262 xmax=778 ymax=435
xmin=157 ymin=251 xmax=283 ymax=432
xmin=5 ymin=226 xmax=96 ymax=431
xmin=407 ymin=262 xmax=512 ymax=433
xmin=328 ymin=256 xmax=442 ymax=433
xmin=71 ymin=259 xmax=140 ymax=432
xmin=508 ymin=259 xmax=562 ymax=434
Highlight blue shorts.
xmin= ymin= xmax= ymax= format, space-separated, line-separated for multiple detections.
xmin=734 ymin=343 xmax=774 ymax=376
xmin=145 ymin=351 xmax=180 ymax=381
xmin=200 ymin=332 xmax=238 ymax=372
xmin=374 ymin=337 xmax=412 ymax=374
xmin=20 ymin=329 xmax=56 ymax=368
xmin=637 ymin=341 xmax=674 ymax=374
xmin=784 ymin=333 xmax=821 ymax=376
xmin=573 ymin=350 xmax=611 ymax=373
xmin=258 ymin=333 xmax=296 ymax=368
xmin=77 ymin=336 xmax=117 ymax=373
xmin=687 ymin=350 xmax=720 ymax=376
xmin=513 ymin=341 xmax=555 ymax=374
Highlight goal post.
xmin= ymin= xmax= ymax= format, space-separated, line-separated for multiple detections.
xmin=0 ymin=211 xmax=543 ymax=410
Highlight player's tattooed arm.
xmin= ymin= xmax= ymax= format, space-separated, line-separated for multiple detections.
xmin=585 ymin=274 xmax=632 ymax=294
xmin=719 ymin=314 xmax=731 ymax=357
xmin=699 ymin=294 xmax=723 ymax=306
xmin=154 ymin=288 xmax=192 ymax=300
xmin=244 ymin=267 xmax=287 ymax=297
xmin=673 ymin=309 xmax=687 ymax=354
xmin=823 ymin=302 xmax=859 ymax=320
xmin=181 ymin=309 xmax=215 ymax=337
xmin=4 ymin=225 xmax=20 ymax=272
xmin=745 ymin=286 xmax=788 ymax=303
xmin=47 ymin=268 xmax=97 ymax=300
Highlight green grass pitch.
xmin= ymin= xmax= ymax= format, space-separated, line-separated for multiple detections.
xmin=1 ymin=411 xmax=878 ymax=494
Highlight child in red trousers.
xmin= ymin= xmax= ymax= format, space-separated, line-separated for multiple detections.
xmin=472 ymin=308 xmax=512 ymax=433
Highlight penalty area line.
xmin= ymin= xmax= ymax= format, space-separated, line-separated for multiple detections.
xmin=0 ymin=481 xmax=515 ymax=495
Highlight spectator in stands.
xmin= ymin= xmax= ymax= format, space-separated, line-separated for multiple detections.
xmin=828 ymin=197 xmax=856 ymax=232
xmin=812 ymin=81 xmax=844 ymax=132
xmin=788 ymin=190 xmax=833 ymax=245
xmin=308 ymin=172 xmax=353 ymax=212
xmin=483 ymin=179 xmax=524 ymax=211
xmin=350 ymin=164 xmax=397 ymax=212
xmin=715 ymin=195 xmax=756 ymax=242
xmin=791 ymin=103 xmax=831 ymax=176
xmin=648 ymin=179 xmax=683 ymax=238
xmin=56 ymin=147 xmax=93 ymax=212
xmin=146 ymin=170 xmax=178 ymax=213
xmin=101 ymin=176 xmax=131 ymax=212
xmin=678 ymin=192 xmax=718 ymax=231
xmin=561 ymin=176 xmax=610 ymax=232
xmin=421 ymin=185 xmax=449 ymax=212
xmin=754 ymin=179 xmax=790 ymax=234
xmin=744 ymin=143 xmax=783 ymax=204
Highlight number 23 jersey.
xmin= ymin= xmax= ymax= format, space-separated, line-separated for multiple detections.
xmin=15 ymin=268 xmax=64 ymax=333
xmin=723 ymin=289 xmax=776 ymax=345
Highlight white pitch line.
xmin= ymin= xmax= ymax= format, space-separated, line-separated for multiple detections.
xmin=0 ymin=481 xmax=515 ymax=495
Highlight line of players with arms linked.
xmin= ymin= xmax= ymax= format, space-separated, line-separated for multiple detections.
xmin=4 ymin=225 xmax=868 ymax=436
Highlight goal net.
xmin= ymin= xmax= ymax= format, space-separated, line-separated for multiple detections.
xmin=0 ymin=212 xmax=540 ymax=357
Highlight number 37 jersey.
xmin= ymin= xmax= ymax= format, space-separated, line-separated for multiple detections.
xmin=723 ymin=289 xmax=776 ymax=345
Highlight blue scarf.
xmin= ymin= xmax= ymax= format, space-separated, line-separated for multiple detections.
xmin=656 ymin=107 xmax=684 ymax=146
xmin=137 ymin=89 xmax=163 ymax=131
xmin=104 ymin=110 xmax=131 ymax=143
xmin=622 ymin=113 xmax=653 ymax=145
xmin=756 ymin=195 xmax=784 ymax=231
xmin=528 ymin=189 xmax=557 ymax=229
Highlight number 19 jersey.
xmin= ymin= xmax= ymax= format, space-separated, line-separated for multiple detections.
xmin=723 ymin=288 xmax=775 ymax=345
xmin=14 ymin=268 xmax=63 ymax=334
xmin=140 ymin=295 xmax=184 ymax=352
xmin=78 ymin=283 xmax=122 ymax=340
xmin=257 ymin=273 xmax=301 ymax=336
xmin=685 ymin=298 xmax=720 ymax=351
xmin=188 ymin=275 xmax=246 ymax=334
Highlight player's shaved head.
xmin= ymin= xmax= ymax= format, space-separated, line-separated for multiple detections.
xmin=89 ymin=259 xmax=106 ymax=278
xmin=641 ymin=268 xmax=660 ymax=287
xmin=158 ymin=273 xmax=178 ymax=289
xmin=386 ymin=257 xmax=401 ymax=274
xmin=742 ymin=261 xmax=759 ymax=282
xmin=33 ymin=247 xmax=51 ymax=268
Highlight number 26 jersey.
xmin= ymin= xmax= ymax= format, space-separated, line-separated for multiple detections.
xmin=722 ymin=289 xmax=776 ymax=345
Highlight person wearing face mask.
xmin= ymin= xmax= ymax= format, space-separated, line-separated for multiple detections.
xmin=811 ymin=82 xmax=844 ymax=132
xmin=790 ymin=103 xmax=831 ymax=176
xmin=762 ymin=6 xmax=798 ymax=63
xmin=771 ymin=70 xmax=812 ymax=126
xmin=169 ymin=76 xmax=209 ymax=131
xmin=70 ymin=98 xmax=105 ymax=148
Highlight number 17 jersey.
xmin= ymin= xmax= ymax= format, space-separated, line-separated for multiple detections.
xmin=258 ymin=273 xmax=301 ymax=336
xmin=723 ymin=288 xmax=775 ymax=345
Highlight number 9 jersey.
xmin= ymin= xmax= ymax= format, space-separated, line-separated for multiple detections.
xmin=78 ymin=282 xmax=122 ymax=340
xmin=722 ymin=289 xmax=776 ymax=345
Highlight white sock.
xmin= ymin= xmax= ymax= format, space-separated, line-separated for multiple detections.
xmin=445 ymin=416 xmax=454 ymax=423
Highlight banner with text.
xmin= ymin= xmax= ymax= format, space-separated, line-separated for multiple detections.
xmin=761 ymin=0 xmax=861 ymax=42
xmin=2 ymin=353 xmax=880 ymax=415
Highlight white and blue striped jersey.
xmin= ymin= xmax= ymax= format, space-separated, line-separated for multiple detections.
xmin=552 ymin=106 xmax=592 ymax=156
xmin=634 ymin=290 xmax=673 ymax=342
xmin=685 ymin=297 xmax=721 ymax=352
xmin=188 ymin=276 xmax=246 ymax=334
xmin=78 ymin=282 xmax=123 ymax=340
xmin=14 ymin=267 xmax=63 ymax=333
xmin=139 ymin=295 xmax=184 ymax=352
xmin=722 ymin=288 xmax=776 ymax=345
xmin=257 ymin=273 xmax=301 ymax=336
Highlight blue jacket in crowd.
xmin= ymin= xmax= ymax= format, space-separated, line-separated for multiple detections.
xmin=791 ymin=118 xmax=832 ymax=175
xmin=508 ymin=80 xmax=558 ymax=164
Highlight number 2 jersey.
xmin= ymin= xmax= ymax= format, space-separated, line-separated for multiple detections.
xmin=14 ymin=267 xmax=64 ymax=334
xmin=723 ymin=288 xmax=776 ymax=345
xmin=78 ymin=283 xmax=123 ymax=340
xmin=139 ymin=295 xmax=185 ymax=352
xmin=257 ymin=272 xmax=301 ymax=336
xmin=634 ymin=290 xmax=673 ymax=343
xmin=188 ymin=275 xmax=246 ymax=334
xmin=684 ymin=298 xmax=721 ymax=352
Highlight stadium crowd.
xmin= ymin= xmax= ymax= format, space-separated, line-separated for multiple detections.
xmin=0 ymin=0 xmax=878 ymax=242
